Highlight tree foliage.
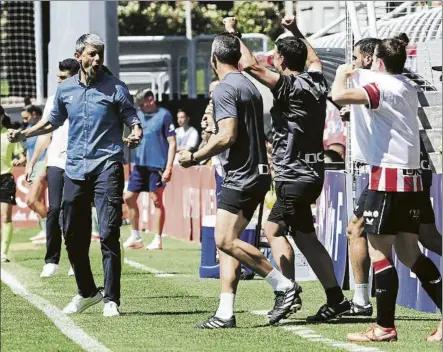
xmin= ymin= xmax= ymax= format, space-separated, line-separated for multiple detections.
xmin=118 ymin=1 xmax=285 ymax=40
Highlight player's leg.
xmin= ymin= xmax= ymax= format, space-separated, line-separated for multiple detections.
xmin=146 ymin=187 xmax=165 ymax=250
xmin=123 ymin=166 xmax=145 ymax=249
xmin=94 ymin=162 xmax=124 ymax=316
xmin=145 ymin=168 xmax=166 ymax=250
xmin=62 ymin=175 xmax=101 ymax=314
xmin=1 ymin=202 xmax=13 ymax=262
xmin=0 ymin=173 xmax=16 ymax=262
xmin=26 ymin=165 xmax=48 ymax=241
xmin=40 ymin=166 xmax=64 ymax=278
xmin=343 ymin=186 xmax=372 ymax=315
xmin=348 ymin=233 xmax=398 ymax=342
xmin=418 ymin=188 xmax=442 ymax=256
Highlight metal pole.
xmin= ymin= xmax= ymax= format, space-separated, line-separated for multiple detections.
xmin=186 ymin=1 xmax=196 ymax=99
xmin=33 ymin=1 xmax=44 ymax=105
xmin=346 ymin=1 xmax=362 ymax=42
xmin=366 ymin=1 xmax=378 ymax=37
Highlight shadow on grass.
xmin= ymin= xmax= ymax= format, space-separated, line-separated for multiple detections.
xmin=121 ymin=309 xmax=248 ymax=317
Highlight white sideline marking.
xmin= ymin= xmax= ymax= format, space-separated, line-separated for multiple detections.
xmin=251 ymin=310 xmax=384 ymax=352
xmin=1 ymin=269 xmax=111 ymax=352
xmin=124 ymin=258 xmax=175 ymax=277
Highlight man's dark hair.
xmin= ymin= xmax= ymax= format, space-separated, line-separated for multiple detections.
xmin=134 ymin=89 xmax=155 ymax=105
xmin=59 ymin=58 xmax=80 ymax=76
xmin=375 ymin=38 xmax=408 ymax=74
xmin=354 ymin=38 xmax=382 ymax=57
xmin=324 ymin=149 xmax=344 ymax=163
xmin=393 ymin=32 xmax=410 ymax=46
xmin=22 ymin=105 xmax=43 ymax=116
xmin=275 ymin=37 xmax=307 ymax=72
xmin=212 ymin=33 xmax=241 ymax=66
xmin=177 ymin=108 xmax=189 ymax=116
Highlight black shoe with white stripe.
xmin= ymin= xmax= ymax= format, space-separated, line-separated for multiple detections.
xmin=269 ymin=282 xmax=301 ymax=325
xmin=195 ymin=315 xmax=236 ymax=329
xmin=342 ymin=300 xmax=373 ymax=317
xmin=267 ymin=285 xmax=303 ymax=317
xmin=306 ymin=298 xmax=351 ymax=323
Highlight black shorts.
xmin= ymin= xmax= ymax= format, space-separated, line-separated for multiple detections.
xmin=355 ymin=185 xmax=435 ymax=225
xmin=418 ymin=187 xmax=435 ymax=224
xmin=0 ymin=173 xmax=17 ymax=205
xmin=363 ymin=189 xmax=421 ymax=235
xmin=218 ymin=184 xmax=268 ymax=221
xmin=268 ymin=181 xmax=323 ymax=233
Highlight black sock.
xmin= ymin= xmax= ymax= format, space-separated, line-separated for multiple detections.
xmin=374 ymin=258 xmax=398 ymax=328
xmin=325 ymin=286 xmax=344 ymax=306
xmin=412 ymin=255 xmax=442 ymax=311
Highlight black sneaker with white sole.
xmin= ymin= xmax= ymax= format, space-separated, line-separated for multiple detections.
xmin=269 ymin=282 xmax=301 ymax=325
xmin=342 ymin=300 xmax=373 ymax=317
xmin=267 ymin=285 xmax=303 ymax=317
xmin=195 ymin=315 xmax=236 ymax=329
xmin=306 ymin=298 xmax=351 ymax=323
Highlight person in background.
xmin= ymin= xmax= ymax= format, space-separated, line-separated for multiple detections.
xmin=175 ymin=109 xmax=200 ymax=155
xmin=0 ymin=107 xmax=26 ymax=262
xmin=21 ymin=105 xmax=48 ymax=243
xmin=26 ymin=58 xmax=80 ymax=278
xmin=123 ymin=90 xmax=176 ymax=251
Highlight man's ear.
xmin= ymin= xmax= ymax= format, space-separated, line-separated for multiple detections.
xmin=211 ymin=53 xmax=218 ymax=70
xmin=74 ymin=52 xmax=81 ymax=61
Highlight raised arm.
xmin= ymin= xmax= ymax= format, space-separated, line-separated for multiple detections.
xmin=331 ymin=64 xmax=369 ymax=105
xmin=223 ymin=17 xmax=280 ymax=89
xmin=281 ymin=16 xmax=322 ymax=72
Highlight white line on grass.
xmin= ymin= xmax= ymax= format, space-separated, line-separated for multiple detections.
xmin=251 ymin=310 xmax=384 ymax=352
xmin=123 ymin=258 xmax=175 ymax=277
xmin=1 ymin=269 xmax=111 ymax=352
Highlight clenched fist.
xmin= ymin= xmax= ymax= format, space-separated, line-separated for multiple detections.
xmin=223 ymin=17 xmax=238 ymax=33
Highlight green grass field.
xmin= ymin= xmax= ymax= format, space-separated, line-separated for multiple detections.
xmin=1 ymin=226 xmax=441 ymax=352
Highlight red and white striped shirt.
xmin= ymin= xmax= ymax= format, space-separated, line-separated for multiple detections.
xmin=351 ymin=70 xmax=421 ymax=192
xmin=370 ymin=166 xmax=423 ymax=192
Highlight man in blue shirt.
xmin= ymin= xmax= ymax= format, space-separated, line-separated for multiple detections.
xmin=123 ymin=90 xmax=176 ymax=251
xmin=8 ymin=33 xmax=142 ymax=317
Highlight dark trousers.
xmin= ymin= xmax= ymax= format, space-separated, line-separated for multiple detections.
xmin=62 ymin=162 xmax=124 ymax=305
xmin=45 ymin=166 xmax=65 ymax=264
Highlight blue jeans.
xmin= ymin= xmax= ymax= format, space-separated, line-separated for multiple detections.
xmin=62 ymin=162 xmax=124 ymax=305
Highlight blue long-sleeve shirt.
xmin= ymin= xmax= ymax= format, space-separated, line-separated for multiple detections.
xmin=47 ymin=71 xmax=140 ymax=180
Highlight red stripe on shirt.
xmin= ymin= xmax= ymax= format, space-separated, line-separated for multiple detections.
xmin=370 ymin=166 xmax=383 ymax=190
xmin=385 ymin=168 xmax=397 ymax=190
xmin=363 ymin=83 xmax=380 ymax=109
xmin=404 ymin=176 xmax=415 ymax=192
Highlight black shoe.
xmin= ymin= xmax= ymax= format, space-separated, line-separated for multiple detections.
xmin=306 ymin=298 xmax=351 ymax=323
xmin=267 ymin=285 xmax=303 ymax=317
xmin=195 ymin=315 xmax=236 ymax=329
xmin=342 ymin=300 xmax=373 ymax=317
xmin=269 ymin=282 xmax=301 ymax=325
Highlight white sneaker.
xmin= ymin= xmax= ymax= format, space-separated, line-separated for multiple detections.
xmin=40 ymin=263 xmax=59 ymax=278
xmin=146 ymin=236 xmax=163 ymax=250
xmin=103 ymin=301 xmax=120 ymax=317
xmin=68 ymin=267 xmax=75 ymax=276
xmin=62 ymin=291 xmax=103 ymax=314
xmin=1 ymin=253 xmax=10 ymax=263
xmin=123 ymin=236 xmax=144 ymax=249
xmin=30 ymin=230 xmax=46 ymax=242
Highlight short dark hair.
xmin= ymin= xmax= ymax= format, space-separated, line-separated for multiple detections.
xmin=22 ymin=105 xmax=43 ymax=116
xmin=354 ymin=38 xmax=382 ymax=57
xmin=134 ymin=89 xmax=155 ymax=105
xmin=177 ymin=108 xmax=189 ymax=116
xmin=275 ymin=37 xmax=307 ymax=72
xmin=212 ymin=33 xmax=241 ymax=66
xmin=324 ymin=149 xmax=344 ymax=163
xmin=393 ymin=32 xmax=410 ymax=46
xmin=58 ymin=58 xmax=80 ymax=76
xmin=375 ymin=38 xmax=408 ymax=74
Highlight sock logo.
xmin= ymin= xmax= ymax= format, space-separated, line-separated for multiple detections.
xmin=430 ymin=277 xmax=442 ymax=284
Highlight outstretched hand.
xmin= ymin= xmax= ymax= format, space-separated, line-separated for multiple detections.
xmin=281 ymin=16 xmax=297 ymax=31
xmin=223 ymin=17 xmax=238 ymax=33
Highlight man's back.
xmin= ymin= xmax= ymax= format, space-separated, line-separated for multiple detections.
xmin=213 ymin=72 xmax=269 ymax=191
